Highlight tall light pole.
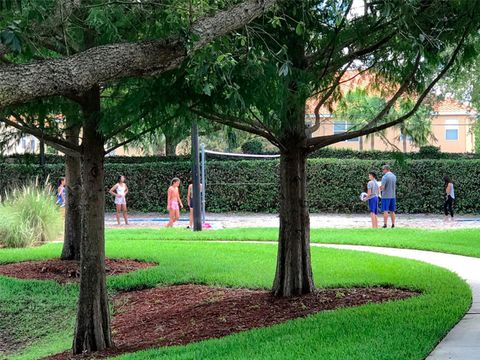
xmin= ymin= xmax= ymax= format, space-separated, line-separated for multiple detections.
xmin=191 ymin=120 xmax=202 ymax=231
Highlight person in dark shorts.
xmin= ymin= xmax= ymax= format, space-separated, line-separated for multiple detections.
xmin=443 ymin=176 xmax=455 ymax=220
xmin=380 ymin=164 xmax=397 ymax=228
xmin=365 ymin=171 xmax=379 ymax=228
xmin=187 ymin=179 xmax=203 ymax=229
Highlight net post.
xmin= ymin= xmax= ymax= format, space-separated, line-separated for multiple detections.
xmin=191 ymin=120 xmax=202 ymax=231
xmin=201 ymin=143 xmax=206 ymax=224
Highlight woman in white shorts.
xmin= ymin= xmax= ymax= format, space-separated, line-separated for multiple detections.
xmin=109 ymin=175 xmax=129 ymax=225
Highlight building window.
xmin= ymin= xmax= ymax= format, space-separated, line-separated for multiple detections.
xmin=445 ymin=119 xmax=459 ymax=141
xmin=399 ymin=134 xmax=412 ymax=142
xmin=333 ymin=121 xmax=359 ymax=142
xmin=445 ymin=129 xmax=458 ymax=140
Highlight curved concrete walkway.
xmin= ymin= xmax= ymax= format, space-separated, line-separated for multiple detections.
xmin=311 ymin=244 xmax=480 ymax=360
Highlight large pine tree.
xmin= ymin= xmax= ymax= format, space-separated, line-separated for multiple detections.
xmin=177 ymin=0 xmax=480 ymax=296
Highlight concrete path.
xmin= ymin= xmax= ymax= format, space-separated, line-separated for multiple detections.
xmin=311 ymin=244 xmax=480 ymax=360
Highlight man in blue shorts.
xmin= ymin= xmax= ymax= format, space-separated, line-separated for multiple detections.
xmin=380 ymin=164 xmax=397 ymax=228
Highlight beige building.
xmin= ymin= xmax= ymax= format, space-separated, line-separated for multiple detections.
xmin=306 ymin=81 xmax=477 ymax=153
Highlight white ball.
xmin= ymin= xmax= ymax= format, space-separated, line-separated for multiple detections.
xmin=360 ymin=192 xmax=368 ymax=201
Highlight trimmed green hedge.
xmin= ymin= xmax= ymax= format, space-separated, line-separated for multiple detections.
xmin=1 ymin=159 xmax=478 ymax=214
xmin=308 ymin=146 xmax=480 ymax=160
xmin=3 ymin=145 xmax=480 ymax=165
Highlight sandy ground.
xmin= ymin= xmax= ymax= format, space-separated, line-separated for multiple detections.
xmin=105 ymin=212 xmax=480 ymax=230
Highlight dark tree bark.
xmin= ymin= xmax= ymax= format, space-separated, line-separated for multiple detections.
xmin=272 ymin=19 xmax=315 ymax=297
xmin=273 ymin=141 xmax=314 ymax=297
xmin=370 ymin=135 xmax=375 ymax=150
xmin=61 ymin=123 xmax=82 ymax=261
xmin=73 ymin=87 xmax=112 ymax=354
xmin=164 ymin=133 xmax=179 ymax=156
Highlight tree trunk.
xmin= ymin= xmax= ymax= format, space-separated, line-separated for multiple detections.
xmin=370 ymin=136 xmax=375 ymax=150
xmin=272 ymin=144 xmax=314 ymax=297
xmin=359 ymin=136 xmax=364 ymax=151
xmin=73 ymin=87 xmax=112 ymax=354
xmin=164 ymin=133 xmax=178 ymax=156
xmin=403 ymin=137 xmax=407 ymax=153
xmin=61 ymin=124 xmax=82 ymax=261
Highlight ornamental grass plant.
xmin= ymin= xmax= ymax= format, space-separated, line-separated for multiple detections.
xmin=0 ymin=178 xmax=62 ymax=248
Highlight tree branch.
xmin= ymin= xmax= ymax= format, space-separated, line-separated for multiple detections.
xmin=0 ymin=0 xmax=278 ymax=109
xmin=307 ymin=27 xmax=470 ymax=151
xmin=0 ymin=43 xmax=10 ymax=58
xmin=306 ymin=61 xmax=352 ymax=135
xmin=309 ymin=31 xmax=396 ymax=75
xmin=362 ymin=53 xmax=421 ymax=128
xmin=105 ymin=112 xmax=178 ymax=154
xmin=313 ymin=0 xmax=354 ymax=78
xmin=191 ymin=108 xmax=280 ymax=146
xmin=1 ymin=116 xmax=82 ymax=157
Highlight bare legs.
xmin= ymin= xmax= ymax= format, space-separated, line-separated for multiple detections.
xmin=122 ymin=204 xmax=128 ymax=225
xmin=370 ymin=212 xmax=378 ymax=228
xmin=166 ymin=208 xmax=180 ymax=227
xmin=115 ymin=204 xmax=128 ymax=225
xmin=383 ymin=211 xmax=395 ymax=227
xmin=189 ymin=208 xmax=194 ymax=228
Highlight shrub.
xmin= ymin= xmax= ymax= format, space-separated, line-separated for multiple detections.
xmin=308 ymin=147 xmax=479 ymax=160
xmin=418 ymin=145 xmax=441 ymax=156
xmin=0 ymin=179 xmax=63 ymax=248
xmin=241 ymin=139 xmax=264 ymax=154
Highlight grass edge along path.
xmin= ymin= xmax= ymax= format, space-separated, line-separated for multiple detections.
xmin=105 ymin=227 xmax=480 ymax=259
xmin=0 ymin=239 xmax=471 ymax=360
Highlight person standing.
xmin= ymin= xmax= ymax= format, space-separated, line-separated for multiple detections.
xmin=56 ymin=177 xmax=66 ymax=208
xmin=187 ymin=179 xmax=202 ymax=229
xmin=166 ymin=178 xmax=183 ymax=227
xmin=109 ymin=175 xmax=129 ymax=225
xmin=380 ymin=164 xmax=397 ymax=228
xmin=365 ymin=172 xmax=380 ymax=228
xmin=444 ymin=176 xmax=455 ymax=220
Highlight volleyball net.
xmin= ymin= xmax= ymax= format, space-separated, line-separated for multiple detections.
xmin=199 ymin=145 xmax=280 ymax=223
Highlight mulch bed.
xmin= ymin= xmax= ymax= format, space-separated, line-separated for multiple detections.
xmin=0 ymin=258 xmax=155 ymax=283
xmin=43 ymin=284 xmax=418 ymax=359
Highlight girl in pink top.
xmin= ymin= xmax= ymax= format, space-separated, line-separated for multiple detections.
xmin=166 ymin=178 xmax=183 ymax=227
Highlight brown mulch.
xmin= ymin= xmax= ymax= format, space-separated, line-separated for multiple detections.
xmin=43 ymin=284 xmax=417 ymax=359
xmin=0 ymin=258 xmax=155 ymax=283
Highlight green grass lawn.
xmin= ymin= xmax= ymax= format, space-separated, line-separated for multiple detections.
xmin=0 ymin=235 xmax=472 ymax=360
xmin=106 ymin=227 xmax=480 ymax=258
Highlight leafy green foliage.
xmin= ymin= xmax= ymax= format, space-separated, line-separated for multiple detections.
xmin=309 ymin=146 xmax=473 ymax=160
xmin=0 ymin=178 xmax=62 ymax=247
xmin=241 ymin=138 xmax=264 ymax=154
xmin=0 ymin=20 xmax=22 ymax=53
xmin=0 ymin=0 xmax=241 ymax=147
xmin=180 ymin=0 xmax=480 ymax=145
